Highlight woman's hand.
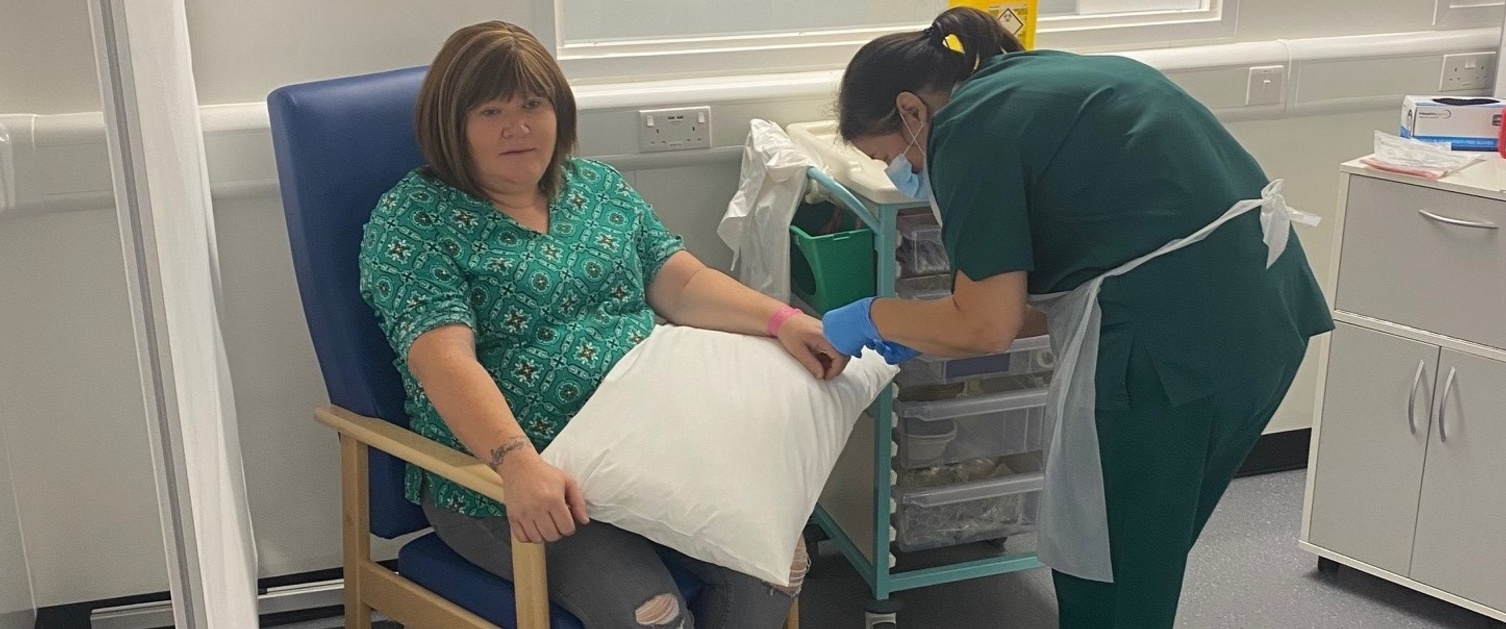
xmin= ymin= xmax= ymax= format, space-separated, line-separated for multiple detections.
xmin=775 ymin=314 xmax=850 ymax=380
xmin=495 ymin=450 xmax=590 ymax=544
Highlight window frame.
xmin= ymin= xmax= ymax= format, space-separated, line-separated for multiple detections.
xmin=540 ymin=0 xmax=1241 ymax=84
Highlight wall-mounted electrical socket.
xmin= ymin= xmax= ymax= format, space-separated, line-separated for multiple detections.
xmin=638 ymin=106 xmax=711 ymax=152
xmin=1245 ymin=65 xmax=1286 ymax=106
xmin=1440 ymin=53 xmax=1495 ymax=92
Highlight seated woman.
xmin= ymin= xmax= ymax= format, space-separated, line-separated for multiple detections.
xmin=358 ymin=20 xmax=841 ymax=629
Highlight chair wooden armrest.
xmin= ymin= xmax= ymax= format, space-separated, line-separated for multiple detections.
xmin=316 ymin=404 xmax=800 ymax=629
xmin=315 ymin=404 xmax=549 ymax=629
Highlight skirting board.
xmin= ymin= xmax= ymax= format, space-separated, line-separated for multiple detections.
xmin=1237 ymin=428 xmax=1312 ymax=478
xmin=33 ymin=563 xmax=392 ymax=629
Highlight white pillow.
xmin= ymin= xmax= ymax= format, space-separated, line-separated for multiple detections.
xmin=540 ymin=325 xmax=897 ymax=586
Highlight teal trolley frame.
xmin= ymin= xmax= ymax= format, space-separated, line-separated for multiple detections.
xmin=803 ymin=167 xmax=1044 ymax=604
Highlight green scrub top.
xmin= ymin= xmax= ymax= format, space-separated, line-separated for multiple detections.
xmin=358 ymin=159 xmax=685 ymax=517
xmin=930 ymin=50 xmax=1333 ymax=409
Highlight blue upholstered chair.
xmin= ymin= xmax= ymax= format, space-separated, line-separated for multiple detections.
xmin=268 ymin=67 xmax=796 ymax=629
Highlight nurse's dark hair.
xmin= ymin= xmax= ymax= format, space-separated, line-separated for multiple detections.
xmin=415 ymin=21 xmax=579 ymax=201
xmin=838 ymin=7 xmax=1023 ymax=140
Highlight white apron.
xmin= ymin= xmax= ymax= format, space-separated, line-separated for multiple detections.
xmin=1022 ymin=180 xmax=1320 ymax=583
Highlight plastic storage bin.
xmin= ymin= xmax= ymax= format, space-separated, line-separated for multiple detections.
xmin=891 ymin=285 xmax=1055 ymax=386
xmin=895 ymin=377 xmax=1049 ymax=468
xmin=897 ymin=335 xmax=1055 ymax=387
xmin=894 ymin=453 xmax=1044 ymax=552
xmin=896 ymin=213 xmax=949 ymax=278
xmin=894 ymin=274 xmax=951 ymax=297
xmin=789 ymin=201 xmax=875 ymax=313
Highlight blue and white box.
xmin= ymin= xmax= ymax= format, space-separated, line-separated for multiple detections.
xmin=1401 ymin=96 xmax=1504 ymax=151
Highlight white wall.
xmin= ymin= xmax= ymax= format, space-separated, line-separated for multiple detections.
xmin=0 ymin=0 xmax=1497 ymax=607
xmin=0 ymin=209 xmax=170 ymax=606
xmin=1224 ymin=110 xmax=1399 ymax=431
xmin=185 ymin=0 xmax=540 ymax=106
xmin=0 ymin=2 xmax=98 ymax=114
xmin=0 ymin=0 xmax=176 ymax=608
xmin=1 ymin=0 xmax=1491 ymax=115
xmin=0 ymin=414 xmax=34 ymax=629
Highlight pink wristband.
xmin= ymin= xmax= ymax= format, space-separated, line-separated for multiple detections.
xmin=766 ymin=305 xmax=803 ymax=337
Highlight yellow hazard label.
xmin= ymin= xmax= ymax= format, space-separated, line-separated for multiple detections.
xmin=950 ymin=0 xmax=1038 ymax=49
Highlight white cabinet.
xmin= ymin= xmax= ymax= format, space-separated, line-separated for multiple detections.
xmin=1307 ymin=323 xmax=1435 ymax=576
xmin=1410 ymin=350 xmax=1506 ymax=612
xmin=1302 ymin=159 xmax=1506 ymax=623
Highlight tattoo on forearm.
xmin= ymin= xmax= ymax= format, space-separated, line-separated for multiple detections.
xmin=489 ymin=436 xmax=531 ymax=470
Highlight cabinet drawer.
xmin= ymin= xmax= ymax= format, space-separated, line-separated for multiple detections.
xmin=1336 ymin=176 xmax=1506 ymax=350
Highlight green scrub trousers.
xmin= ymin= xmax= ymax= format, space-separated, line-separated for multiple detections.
xmin=1051 ymin=337 xmax=1307 ymax=628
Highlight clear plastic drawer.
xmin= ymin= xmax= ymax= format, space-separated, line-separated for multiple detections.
xmin=894 ymin=453 xmax=1044 ymax=552
xmin=895 ymin=376 xmax=1048 ymax=469
xmin=897 ymin=213 xmax=949 ymax=278
xmin=896 ymin=335 xmax=1055 ymax=388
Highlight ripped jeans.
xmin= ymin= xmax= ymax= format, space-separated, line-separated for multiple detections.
xmin=423 ymin=491 xmax=805 ymax=629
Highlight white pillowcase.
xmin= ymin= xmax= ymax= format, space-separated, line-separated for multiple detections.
xmin=540 ymin=325 xmax=897 ymax=586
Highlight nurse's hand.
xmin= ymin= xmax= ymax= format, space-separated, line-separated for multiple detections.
xmin=822 ymin=297 xmax=881 ymax=357
xmin=822 ymin=297 xmax=921 ymax=365
xmin=775 ymin=314 xmax=850 ymax=380
xmin=869 ymin=340 xmax=921 ymax=364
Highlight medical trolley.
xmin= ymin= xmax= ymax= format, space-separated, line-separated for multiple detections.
xmin=788 ymin=121 xmax=1055 ymax=628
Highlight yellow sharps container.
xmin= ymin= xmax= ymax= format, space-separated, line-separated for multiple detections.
xmin=946 ymin=0 xmax=1038 ymax=50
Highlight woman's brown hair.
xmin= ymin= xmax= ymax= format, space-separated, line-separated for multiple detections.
xmin=415 ymin=21 xmax=579 ymax=201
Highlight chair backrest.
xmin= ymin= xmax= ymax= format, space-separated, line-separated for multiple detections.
xmin=268 ymin=66 xmax=431 ymax=538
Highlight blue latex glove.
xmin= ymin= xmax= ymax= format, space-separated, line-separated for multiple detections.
xmin=822 ymin=297 xmax=921 ymax=365
xmin=869 ymin=340 xmax=921 ymax=365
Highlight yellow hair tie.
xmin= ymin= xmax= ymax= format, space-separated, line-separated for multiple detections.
xmin=942 ymin=34 xmax=966 ymax=54
xmin=942 ymin=33 xmax=981 ymax=70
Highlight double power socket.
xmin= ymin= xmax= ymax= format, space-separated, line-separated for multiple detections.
xmin=638 ymin=106 xmax=712 ymax=152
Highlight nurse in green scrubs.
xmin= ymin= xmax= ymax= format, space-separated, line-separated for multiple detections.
xmin=820 ymin=7 xmax=1335 ymax=628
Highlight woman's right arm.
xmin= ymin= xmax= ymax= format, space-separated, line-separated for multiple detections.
xmin=407 ymin=324 xmax=588 ymax=543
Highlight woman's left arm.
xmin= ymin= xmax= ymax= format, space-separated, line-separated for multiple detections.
xmin=647 ymin=250 xmax=849 ymax=379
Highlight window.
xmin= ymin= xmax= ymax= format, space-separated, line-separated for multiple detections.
xmin=1043 ymin=0 xmax=1204 ymax=17
xmin=561 ymin=0 xmax=947 ymax=45
xmin=560 ymin=0 xmax=1213 ymax=45
xmin=1435 ymin=0 xmax=1506 ymax=29
xmin=552 ymin=0 xmax=1236 ymax=82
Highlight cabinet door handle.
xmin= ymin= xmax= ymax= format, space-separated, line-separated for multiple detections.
xmin=1438 ymin=367 xmax=1458 ymax=444
xmin=1408 ymin=360 xmax=1426 ymax=435
xmin=1418 ymin=209 xmax=1500 ymax=230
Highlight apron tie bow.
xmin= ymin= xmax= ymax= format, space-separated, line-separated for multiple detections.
xmin=1258 ymin=179 xmax=1322 ymax=268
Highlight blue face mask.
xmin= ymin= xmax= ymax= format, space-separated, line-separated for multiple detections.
xmin=885 ymin=117 xmax=930 ymax=201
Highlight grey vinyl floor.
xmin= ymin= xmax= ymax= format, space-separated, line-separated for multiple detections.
xmin=291 ymin=470 xmax=1502 ymax=629
xmin=797 ymin=470 xmax=1501 ymax=629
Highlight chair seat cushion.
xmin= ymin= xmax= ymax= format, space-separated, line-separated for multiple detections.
xmin=398 ymin=532 xmax=704 ymax=628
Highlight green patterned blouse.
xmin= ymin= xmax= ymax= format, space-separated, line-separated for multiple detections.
xmin=358 ymin=158 xmax=685 ymax=516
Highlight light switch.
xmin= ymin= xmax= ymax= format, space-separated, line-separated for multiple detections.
xmin=1246 ymin=65 xmax=1286 ymax=107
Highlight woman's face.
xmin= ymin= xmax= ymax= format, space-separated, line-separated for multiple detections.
xmin=850 ymin=91 xmax=933 ymax=172
xmin=465 ymin=94 xmax=557 ymax=196
xmin=851 ymin=129 xmax=926 ymax=173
